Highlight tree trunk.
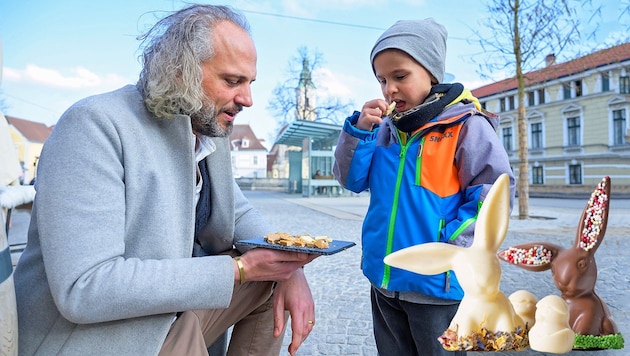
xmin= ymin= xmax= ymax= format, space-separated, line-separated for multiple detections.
xmin=517 ymin=102 xmax=529 ymax=219
xmin=513 ymin=0 xmax=529 ymax=219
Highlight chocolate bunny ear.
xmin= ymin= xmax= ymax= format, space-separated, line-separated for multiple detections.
xmin=498 ymin=242 xmax=563 ymax=272
xmin=574 ymin=176 xmax=610 ymax=254
xmin=473 ymin=173 xmax=511 ymax=252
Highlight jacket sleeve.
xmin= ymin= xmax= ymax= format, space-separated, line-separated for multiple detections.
xmin=333 ymin=111 xmax=379 ymax=193
xmin=445 ymin=115 xmax=516 ymax=247
xmin=233 ymin=180 xmax=274 ymax=250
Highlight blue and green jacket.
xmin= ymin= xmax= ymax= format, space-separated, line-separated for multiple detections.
xmin=333 ymin=99 xmax=515 ymax=301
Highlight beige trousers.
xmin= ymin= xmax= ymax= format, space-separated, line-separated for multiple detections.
xmin=159 ymin=280 xmax=287 ymax=356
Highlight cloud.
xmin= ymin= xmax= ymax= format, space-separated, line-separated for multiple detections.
xmin=3 ymin=64 xmax=128 ymax=90
xmin=312 ymin=67 xmax=385 ymax=110
xmin=313 ymin=67 xmax=353 ymax=99
xmin=2 ymin=67 xmax=21 ymax=82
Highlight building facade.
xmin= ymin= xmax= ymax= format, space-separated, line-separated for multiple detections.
xmin=5 ymin=116 xmax=52 ymax=184
xmin=228 ymin=124 xmax=267 ymax=179
xmin=472 ymin=43 xmax=630 ymax=195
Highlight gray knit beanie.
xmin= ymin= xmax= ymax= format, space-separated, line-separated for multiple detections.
xmin=370 ymin=18 xmax=447 ymax=83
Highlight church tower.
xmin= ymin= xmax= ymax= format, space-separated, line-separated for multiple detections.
xmin=295 ymin=57 xmax=317 ymax=121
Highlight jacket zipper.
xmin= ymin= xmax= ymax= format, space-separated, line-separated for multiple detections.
xmin=436 ymin=218 xmax=451 ymax=292
xmin=381 ymin=130 xmax=421 ymax=289
xmin=448 ymin=200 xmax=482 ymax=241
xmin=415 ymin=137 xmax=425 ymax=186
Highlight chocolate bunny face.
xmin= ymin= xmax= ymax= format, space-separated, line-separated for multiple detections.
xmin=498 ymin=176 xmax=618 ymax=337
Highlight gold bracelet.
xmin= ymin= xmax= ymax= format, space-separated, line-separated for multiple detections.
xmin=234 ymin=256 xmax=246 ymax=284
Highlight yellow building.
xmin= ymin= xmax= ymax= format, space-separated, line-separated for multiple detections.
xmin=5 ymin=116 xmax=52 ymax=184
xmin=473 ymin=43 xmax=630 ymax=196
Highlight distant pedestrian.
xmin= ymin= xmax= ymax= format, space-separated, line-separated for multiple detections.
xmin=312 ymin=170 xmax=326 ymax=195
xmin=333 ymin=18 xmax=515 ymax=355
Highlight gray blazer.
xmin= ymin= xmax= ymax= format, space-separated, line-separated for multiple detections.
xmin=13 ymin=85 xmax=272 ymax=355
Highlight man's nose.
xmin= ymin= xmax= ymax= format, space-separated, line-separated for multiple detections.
xmin=235 ymin=85 xmax=253 ymax=107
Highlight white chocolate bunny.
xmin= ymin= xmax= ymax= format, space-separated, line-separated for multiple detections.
xmin=384 ymin=173 xmax=527 ymax=351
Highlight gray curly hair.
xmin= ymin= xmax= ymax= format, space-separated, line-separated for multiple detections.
xmin=137 ymin=4 xmax=250 ymax=119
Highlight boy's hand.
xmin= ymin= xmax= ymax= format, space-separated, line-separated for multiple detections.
xmin=356 ymin=99 xmax=391 ymax=131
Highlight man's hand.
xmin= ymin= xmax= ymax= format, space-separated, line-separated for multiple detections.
xmin=236 ymin=248 xmax=316 ymax=283
xmin=272 ymin=268 xmax=315 ymax=356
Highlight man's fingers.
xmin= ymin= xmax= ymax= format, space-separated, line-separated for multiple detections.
xmin=288 ymin=326 xmax=308 ymax=355
xmin=272 ymin=296 xmax=286 ymax=337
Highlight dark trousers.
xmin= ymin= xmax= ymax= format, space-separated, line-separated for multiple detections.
xmin=371 ymin=287 xmax=466 ymax=356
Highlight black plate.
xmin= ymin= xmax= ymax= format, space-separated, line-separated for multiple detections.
xmin=236 ymin=237 xmax=356 ymax=256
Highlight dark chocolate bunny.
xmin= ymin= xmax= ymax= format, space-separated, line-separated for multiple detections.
xmin=498 ymin=176 xmax=618 ymax=338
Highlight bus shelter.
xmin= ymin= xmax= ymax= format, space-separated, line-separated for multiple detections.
xmin=275 ymin=120 xmax=343 ymax=197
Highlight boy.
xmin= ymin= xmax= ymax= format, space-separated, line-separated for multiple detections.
xmin=333 ymin=18 xmax=515 ymax=355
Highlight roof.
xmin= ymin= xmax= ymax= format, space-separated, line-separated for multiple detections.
xmin=472 ymin=42 xmax=630 ymax=98
xmin=6 ymin=115 xmax=52 ymax=143
xmin=228 ymin=124 xmax=267 ymax=150
xmin=274 ymin=119 xmax=341 ymax=147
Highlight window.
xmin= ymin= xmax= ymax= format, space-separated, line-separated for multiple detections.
xmin=574 ymin=80 xmax=582 ymax=97
xmin=613 ymin=109 xmax=627 ymax=145
xmin=602 ymin=73 xmax=610 ymax=92
xmin=566 ymin=116 xmax=581 ymax=146
xmin=621 ymin=76 xmax=630 ymax=94
xmin=528 ymin=92 xmax=535 ymax=106
xmin=253 ymin=155 xmax=259 ymax=165
xmin=502 ymin=127 xmax=513 ymax=151
xmin=500 ymin=98 xmax=506 ymax=112
xmin=481 ymin=102 xmax=487 ymax=110
xmin=563 ymin=83 xmax=571 ymax=99
xmin=530 ymin=122 xmax=543 ymax=149
xmin=508 ymin=95 xmax=515 ymax=110
xmin=532 ymin=166 xmax=544 ymax=184
xmin=241 ymin=139 xmax=249 ymax=148
xmin=569 ymin=164 xmax=582 ymax=184
xmin=538 ymin=89 xmax=545 ymax=104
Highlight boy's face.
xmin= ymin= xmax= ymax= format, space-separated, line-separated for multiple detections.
xmin=373 ymin=49 xmax=434 ymax=112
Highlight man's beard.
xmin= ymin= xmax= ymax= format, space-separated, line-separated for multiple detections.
xmin=190 ymin=101 xmax=239 ymax=137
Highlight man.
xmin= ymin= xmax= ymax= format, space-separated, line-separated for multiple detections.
xmin=14 ymin=5 xmax=317 ymax=355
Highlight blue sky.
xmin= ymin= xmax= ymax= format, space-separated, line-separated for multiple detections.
xmin=1 ymin=0 xmax=627 ymax=144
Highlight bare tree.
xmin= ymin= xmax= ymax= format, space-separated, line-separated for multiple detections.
xmin=267 ymin=46 xmax=352 ymax=128
xmin=621 ymin=3 xmax=630 ymax=34
xmin=473 ymin=0 xmax=599 ymax=219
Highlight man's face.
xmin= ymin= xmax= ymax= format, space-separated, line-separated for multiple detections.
xmin=191 ymin=21 xmax=257 ymax=137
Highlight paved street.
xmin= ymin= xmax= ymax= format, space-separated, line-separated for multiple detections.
xmin=247 ymin=191 xmax=629 ymax=356
xmin=6 ymin=191 xmax=629 ymax=355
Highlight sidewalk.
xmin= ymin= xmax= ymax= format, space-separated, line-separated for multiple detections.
xmin=284 ymin=192 xmax=630 ymax=226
